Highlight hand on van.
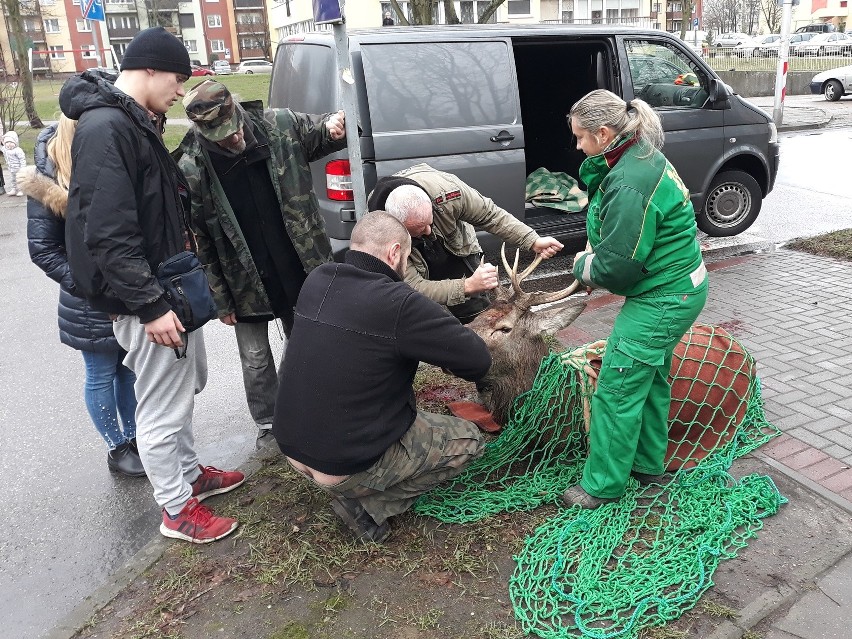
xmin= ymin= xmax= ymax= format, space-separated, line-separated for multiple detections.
xmin=326 ymin=110 xmax=346 ymax=140
xmin=531 ymin=236 xmax=564 ymax=259
xmin=465 ymin=261 xmax=499 ymax=295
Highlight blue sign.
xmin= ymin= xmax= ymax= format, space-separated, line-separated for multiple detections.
xmin=693 ymin=17 xmax=699 ymax=27
xmin=82 ymin=0 xmax=105 ymax=21
xmin=312 ymin=0 xmax=343 ymax=24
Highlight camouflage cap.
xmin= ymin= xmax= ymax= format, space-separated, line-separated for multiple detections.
xmin=183 ymin=80 xmax=243 ymax=142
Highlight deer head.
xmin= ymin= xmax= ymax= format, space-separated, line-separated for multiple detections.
xmin=467 ymin=245 xmax=586 ymax=425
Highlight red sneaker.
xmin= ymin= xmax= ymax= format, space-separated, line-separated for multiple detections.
xmin=160 ymin=498 xmax=238 ymax=544
xmin=191 ymin=464 xmax=245 ymax=502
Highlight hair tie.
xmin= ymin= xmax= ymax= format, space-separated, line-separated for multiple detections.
xmin=625 ymin=100 xmax=632 ymax=114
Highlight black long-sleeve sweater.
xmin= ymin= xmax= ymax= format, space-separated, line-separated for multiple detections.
xmin=273 ymin=250 xmax=492 ymax=475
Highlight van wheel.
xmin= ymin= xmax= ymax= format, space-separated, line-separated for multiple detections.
xmin=824 ymin=80 xmax=842 ymax=101
xmin=698 ymin=170 xmax=762 ymax=237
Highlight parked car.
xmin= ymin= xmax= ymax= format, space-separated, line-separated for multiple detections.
xmin=752 ymin=34 xmax=783 ymax=57
xmin=761 ymin=31 xmax=816 ymax=58
xmin=191 ymin=64 xmax=214 ymax=76
xmin=212 ymin=60 xmax=232 ymax=75
xmin=713 ymin=32 xmax=752 ymax=49
xmin=797 ymin=32 xmax=852 ymax=57
xmin=796 ymin=23 xmax=836 ymax=34
xmin=732 ymin=35 xmax=761 ymax=57
xmin=809 ymin=64 xmax=852 ymax=101
xmin=236 ymin=59 xmax=273 ymax=74
xmin=270 ymin=25 xmax=780 ymax=247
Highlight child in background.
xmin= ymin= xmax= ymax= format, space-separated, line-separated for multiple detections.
xmin=3 ymin=131 xmax=27 ymax=196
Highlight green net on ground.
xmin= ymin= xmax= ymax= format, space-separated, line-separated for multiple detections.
xmin=414 ymin=325 xmax=786 ymax=638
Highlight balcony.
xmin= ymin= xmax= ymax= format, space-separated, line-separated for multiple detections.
xmin=666 ymin=10 xmax=683 ymax=18
xmin=236 ymin=22 xmax=265 ymax=34
xmin=234 ymin=0 xmax=264 ymax=8
xmin=108 ymin=27 xmax=139 ymax=38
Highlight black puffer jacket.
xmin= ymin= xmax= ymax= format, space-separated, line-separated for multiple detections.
xmin=59 ymin=70 xmax=191 ymax=321
xmin=21 ymin=126 xmax=120 ymax=353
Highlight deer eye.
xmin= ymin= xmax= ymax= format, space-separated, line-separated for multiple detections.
xmin=498 ymin=327 xmax=511 ymax=333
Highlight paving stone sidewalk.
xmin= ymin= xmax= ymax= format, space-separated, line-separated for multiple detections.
xmin=562 ymin=247 xmax=852 ymax=639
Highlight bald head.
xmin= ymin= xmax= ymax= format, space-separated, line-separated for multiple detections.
xmin=385 ymin=184 xmax=433 ymax=237
xmin=350 ymin=211 xmax=412 ymax=278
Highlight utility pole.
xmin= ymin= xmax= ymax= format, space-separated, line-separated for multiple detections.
xmin=315 ymin=0 xmax=367 ymax=220
xmin=772 ymin=0 xmax=794 ymax=127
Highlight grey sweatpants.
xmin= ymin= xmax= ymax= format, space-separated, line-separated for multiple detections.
xmin=113 ymin=316 xmax=207 ymax=516
xmin=234 ymin=321 xmax=287 ymax=427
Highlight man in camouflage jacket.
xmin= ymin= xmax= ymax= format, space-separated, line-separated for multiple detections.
xmin=176 ymin=80 xmax=346 ymax=443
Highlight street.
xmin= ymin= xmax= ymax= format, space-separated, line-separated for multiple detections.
xmin=1 ymin=112 xmax=851 ymax=638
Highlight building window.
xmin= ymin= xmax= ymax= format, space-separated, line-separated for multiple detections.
xmin=207 ymin=14 xmax=222 ymax=27
xmin=82 ymin=44 xmax=96 ymax=58
xmin=107 ymin=15 xmax=139 ymax=29
xmin=77 ymin=18 xmax=93 ymax=32
xmin=115 ymin=42 xmax=129 ymax=56
xmin=179 ymin=13 xmax=195 ymax=28
xmin=40 ymin=0 xmax=57 ymax=6
xmin=238 ymin=12 xmax=262 ymax=23
xmin=49 ymin=45 xmax=65 ymax=59
xmin=507 ymin=0 xmax=531 ymax=15
xmin=240 ymin=37 xmax=260 ymax=49
xmin=184 ymin=39 xmax=197 ymax=52
xmin=210 ymin=39 xmax=225 ymax=52
xmin=44 ymin=18 xmax=61 ymax=33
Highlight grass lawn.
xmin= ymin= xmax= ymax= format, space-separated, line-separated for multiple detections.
xmin=786 ymin=229 xmax=852 ymax=261
xmin=7 ymin=73 xmax=271 ymax=158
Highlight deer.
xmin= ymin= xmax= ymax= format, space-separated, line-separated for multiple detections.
xmin=466 ymin=245 xmax=756 ymax=471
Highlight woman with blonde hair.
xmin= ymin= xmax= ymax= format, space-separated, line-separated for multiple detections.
xmin=562 ymin=89 xmax=708 ymax=509
xmin=19 ymin=116 xmax=144 ymax=477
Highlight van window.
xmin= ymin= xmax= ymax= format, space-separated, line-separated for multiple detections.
xmin=361 ymin=41 xmax=517 ymax=133
xmin=270 ymin=44 xmax=336 ymax=113
xmin=625 ymin=40 xmax=709 ymax=110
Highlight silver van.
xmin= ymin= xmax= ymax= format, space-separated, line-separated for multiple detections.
xmin=270 ymin=25 xmax=780 ymax=256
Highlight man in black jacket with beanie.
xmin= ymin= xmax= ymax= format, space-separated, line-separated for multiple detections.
xmin=273 ymin=211 xmax=492 ymax=543
xmin=60 ymin=27 xmax=245 ymax=544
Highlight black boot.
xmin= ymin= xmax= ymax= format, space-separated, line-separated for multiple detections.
xmin=107 ymin=441 xmax=147 ymax=477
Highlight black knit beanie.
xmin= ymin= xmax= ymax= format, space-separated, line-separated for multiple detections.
xmin=120 ymin=27 xmax=191 ymax=77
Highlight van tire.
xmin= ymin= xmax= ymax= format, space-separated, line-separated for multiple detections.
xmin=698 ymin=170 xmax=761 ymax=237
xmin=824 ymin=80 xmax=843 ymax=101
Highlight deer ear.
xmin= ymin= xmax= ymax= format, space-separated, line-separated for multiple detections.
xmin=531 ymin=300 xmax=586 ymax=335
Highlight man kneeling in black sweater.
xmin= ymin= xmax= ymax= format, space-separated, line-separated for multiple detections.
xmin=272 ymin=211 xmax=492 ymax=542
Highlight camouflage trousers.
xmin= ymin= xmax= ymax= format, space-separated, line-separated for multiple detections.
xmin=317 ymin=412 xmax=483 ymax=524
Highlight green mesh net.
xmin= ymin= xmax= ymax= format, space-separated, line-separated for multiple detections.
xmin=414 ymin=325 xmax=786 ymax=638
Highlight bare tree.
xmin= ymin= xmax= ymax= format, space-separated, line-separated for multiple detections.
xmin=680 ymin=0 xmax=695 ymax=39
xmin=0 ymin=80 xmax=26 ymax=134
xmin=760 ymin=0 xmax=782 ymax=33
xmin=2 ymin=0 xmax=44 ymax=127
xmin=392 ymin=0 xmax=507 ymax=25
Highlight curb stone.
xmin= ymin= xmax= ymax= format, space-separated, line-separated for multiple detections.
xmin=46 ymin=441 xmax=280 ymax=639
xmin=704 ymin=545 xmax=852 ymax=639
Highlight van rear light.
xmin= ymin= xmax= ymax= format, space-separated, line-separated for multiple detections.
xmin=326 ymin=160 xmax=354 ymax=201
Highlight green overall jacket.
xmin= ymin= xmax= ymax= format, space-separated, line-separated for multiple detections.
xmin=175 ymin=102 xmax=344 ymax=319
xmin=572 ymin=136 xmax=705 ymax=298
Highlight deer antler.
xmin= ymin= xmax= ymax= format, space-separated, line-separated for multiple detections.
xmin=499 ymin=243 xmax=581 ymax=307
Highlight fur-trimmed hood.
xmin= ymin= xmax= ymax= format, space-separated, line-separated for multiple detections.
xmin=18 ymin=166 xmax=68 ymax=217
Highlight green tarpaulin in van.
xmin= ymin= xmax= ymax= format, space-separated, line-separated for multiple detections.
xmin=525 ymin=168 xmax=588 ymax=214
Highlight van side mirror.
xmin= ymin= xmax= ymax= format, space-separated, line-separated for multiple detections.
xmin=709 ymin=78 xmax=731 ymax=109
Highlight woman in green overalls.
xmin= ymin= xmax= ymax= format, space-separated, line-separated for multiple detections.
xmin=563 ymin=89 xmax=708 ymax=509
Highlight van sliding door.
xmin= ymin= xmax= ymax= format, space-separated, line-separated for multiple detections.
xmin=361 ymin=39 xmax=527 ymax=219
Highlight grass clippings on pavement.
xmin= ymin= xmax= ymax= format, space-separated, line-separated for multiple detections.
xmin=785 ymin=229 xmax=852 ymax=262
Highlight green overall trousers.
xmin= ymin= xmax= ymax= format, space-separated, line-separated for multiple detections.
xmin=580 ymin=278 xmax=708 ymax=499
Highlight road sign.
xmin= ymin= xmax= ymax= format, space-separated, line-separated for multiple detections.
xmin=81 ymin=0 xmax=105 ymax=22
xmin=693 ymin=17 xmax=699 ymax=27
xmin=313 ymin=0 xmax=343 ymax=25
